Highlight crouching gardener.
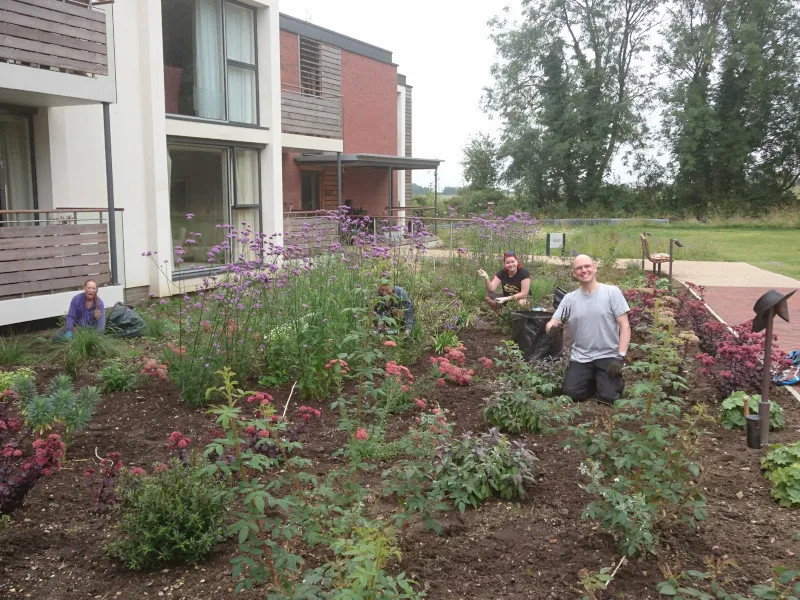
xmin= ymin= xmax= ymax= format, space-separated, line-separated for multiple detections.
xmin=376 ymin=281 xmax=415 ymax=334
xmin=545 ymin=254 xmax=630 ymax=404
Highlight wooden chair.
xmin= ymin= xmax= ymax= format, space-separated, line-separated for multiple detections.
xmin=640 ymin=233 xmax=671 ymax=274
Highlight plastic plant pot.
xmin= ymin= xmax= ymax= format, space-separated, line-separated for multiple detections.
xmin=745 ymin=414 xmax=761 ymax=449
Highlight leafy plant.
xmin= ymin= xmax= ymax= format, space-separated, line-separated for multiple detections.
xmin=492 ymin=341 xmax=563 ymax=396
xmin=0 ymin=367 xmax=35 ymax=392
xmin=572 ymin=302 xmax=710 ymax=557
xmin=431 ymin=330 xmax=460 ymax=354
xmin=56 ymin=327 xmax=118 ymax=376
xmin=0 ymin=336 xmax=32 ymax=367
xmin=720 ymin=392 xmax=784 ymax=430
xmin=107 ymin=455 xmax=227 ymax=570
xmin=17 ymin=374 xmax=100 ymax=446
xmin=762 ymin=441 xmax=800 ymax=508
xmin=484 ymin=389 xmax=579 ymax=434
xmin=658 ymin=559 xmax=800 ymax=599
xmin=143 ymin=316 xmax=170 ymax=339
xmin=98 ymin=361 xmax=139 ymax=393
xmin=84 ymin=451 xmax=124 ymax=514
xmin=1 ymin=434 xmax=65 ymax=515
xmin=435 ymin=428 xmax=538 ymax=512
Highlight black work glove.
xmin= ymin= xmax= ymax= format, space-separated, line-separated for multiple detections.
xmin=607 ymin=355 xmax=625 ymax=378
xmin=547 ymin=323 xmax=563 ymax=337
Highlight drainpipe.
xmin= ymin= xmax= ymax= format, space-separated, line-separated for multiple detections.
xmin=103 ymin=102 xmax=119 ymax=286
xmin=337 ymin=152 xmax=342 ymax=207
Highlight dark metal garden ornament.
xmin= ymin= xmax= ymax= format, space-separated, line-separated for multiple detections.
xmin=668 ymin=238 xmax=683 ymax=293
xmin=751 ymin=289 xmax=796 ymax=447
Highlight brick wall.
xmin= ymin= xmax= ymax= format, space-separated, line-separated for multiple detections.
xmin=280 ymin=30 xmax=299 ymax=89
xmin=282 ymin=152 xmax=302 ymax=211
xmin=342 ymin=49 xmax=397 ymax=214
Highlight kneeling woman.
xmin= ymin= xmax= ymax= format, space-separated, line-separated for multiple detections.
xmin=60 ymin=279 xmax=106 ymax=340
xmin=478 ymin=252 xmax=531 ymax=313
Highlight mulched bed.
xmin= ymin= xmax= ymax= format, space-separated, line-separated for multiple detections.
xmin=1 ymin=327 xmax=799 ymax=600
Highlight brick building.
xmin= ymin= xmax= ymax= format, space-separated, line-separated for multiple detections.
xmin=279 ymin=15 xmax=432 ymax=217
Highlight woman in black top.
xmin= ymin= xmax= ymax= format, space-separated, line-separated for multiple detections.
xmin=478 ymin=251 xmax=531 ymax=313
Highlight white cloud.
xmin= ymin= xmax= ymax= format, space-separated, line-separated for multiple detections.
xmin=282 ymin=0 xmax=519 ymax=188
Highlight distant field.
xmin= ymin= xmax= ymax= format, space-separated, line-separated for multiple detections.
xmin=534 ymin=223 xmax=800 ymax=279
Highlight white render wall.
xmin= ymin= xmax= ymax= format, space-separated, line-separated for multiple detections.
xmin=37 ymin=0 xmax=284 ymax=297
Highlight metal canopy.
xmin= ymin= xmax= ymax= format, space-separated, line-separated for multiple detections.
xmin=294 ymin=153 xmax=443 ymax=170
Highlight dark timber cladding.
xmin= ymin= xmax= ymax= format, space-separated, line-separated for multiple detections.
xmin=0 ymin=224 xmax=111 ymax=299
xmin=0 ymin=0 xmax=108 ymax=76
xmin=281 ymin=37 xmax=343 ymax=138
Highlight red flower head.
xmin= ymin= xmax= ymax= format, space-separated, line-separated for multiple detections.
xmin=384 ymin=340 xmax=397 ymax=348
xmin=415 ymin=398 xmax=427 ymax=410
xmin=355 ymin=428 xmax=368 ymax=441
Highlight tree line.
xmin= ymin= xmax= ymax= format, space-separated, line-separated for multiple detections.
xmin=466 ymin=0 xmax=800 ymax=218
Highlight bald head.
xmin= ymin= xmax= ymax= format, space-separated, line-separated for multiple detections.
xmin=572 ymin=254 xmax=597 ymax=287
xmin=572 ymin=254 xmax=593 ymax=268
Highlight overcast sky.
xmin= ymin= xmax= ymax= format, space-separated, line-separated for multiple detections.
xmin=284 ymin=0 xmax=521 ymax=189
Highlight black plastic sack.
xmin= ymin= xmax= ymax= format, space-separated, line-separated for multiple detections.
xmin=511 ymin=311 xmax=563 ymax=361
xmin=106 ymin=302 xmax=146 ymax=338
xmin=553 ymin=287 xmax=568 ymax=311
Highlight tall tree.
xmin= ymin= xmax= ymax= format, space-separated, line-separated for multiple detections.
xmin=462 ymin=133 xmax=500 ymax=190
xmin=485 ymin=0 xmax=660 ymax=210
xmin=660 ymin=0 xmax=800 ymax=214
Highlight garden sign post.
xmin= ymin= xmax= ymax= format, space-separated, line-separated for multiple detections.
xmin=751 ymin=289 xmax=796 ymax=447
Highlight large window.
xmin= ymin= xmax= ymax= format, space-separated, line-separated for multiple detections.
xmin=299 ymin=37 xmax=321 ymax=97
xmin=0 ymin=111 xmax=35 ymax=225
xmin=168 ymin=143 xmax=260 ymax=273
xmin=301 ymin=172 xmax=320 ymax=211
xmin=162 ymin=0 xmax=258 ymax=125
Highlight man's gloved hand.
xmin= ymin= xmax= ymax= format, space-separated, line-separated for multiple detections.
xmin=607 ymin=354 xmax=626 ymax=378
xmin=477 ymin=269 xmax=489 ymax=280
xmin=64 ymin=330 xmax=73 ymax=340
xmin=495 ymin=296 xmax=511 ymax=305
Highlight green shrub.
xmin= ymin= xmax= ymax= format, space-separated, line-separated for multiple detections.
xmin=107 ymin=457 xmax=227 ymax=569
xmin=17 ymin=373 xmax=100 ymax=445
xmin=98 ymin=361 xmax=139 ymax=393
xmin=0 ymin=336 xmax=32 ymax=366
xmin=720 ymin=391 xmax=784 ymax=430
xmin=143 ymin=316 xmax=169 ymax=340
xmin=483 ymin=389 xmax=579 ymax=434
xmin=58 ymin=327 xmax=118 ymax=376
xmin=434 ymin=428 xmax=538 ymax=512
xmin=762 ymin=441 xmax=800 ymax=508
xmin=431 ymin=331 xmax=460 ymax=354
xmin=0 ymin=367 xmax=35 ymax=391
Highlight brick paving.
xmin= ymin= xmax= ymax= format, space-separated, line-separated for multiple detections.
xmin=702 ymin=287 xmax=800 ymax=353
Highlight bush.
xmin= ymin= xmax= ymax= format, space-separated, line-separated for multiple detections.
xmin=98 ymin=361 xmax=139 ymax=393
xmin=762 ymin=441 xmax=800 ymax=508
xmin=143 ymin=316 xmax=169 ymax=340
xmin=0 ymin=337 xmax=31 ymax=367
xmin=107 ymin=457 xmax=226 ymax=569
xmin=719 ymin=391 xmax=784 ymax=430
xmin=483 ymin=389 xmax=579 ymax=434
xmin=57 ymin=327 xmax=118 ymax=376
xmin=0 ymin=367 xmax=35 ymax=392
xmin=434 ymin=428 xmax=538 ymax=512
xmin=17 ymin=374 xmax=100 ymax=446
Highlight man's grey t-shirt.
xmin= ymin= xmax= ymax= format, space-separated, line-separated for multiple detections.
xmin=553 ymin=283 xmax=630 ymax=363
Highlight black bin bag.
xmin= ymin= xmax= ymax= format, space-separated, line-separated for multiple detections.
xmin=106 ymin=302 xmax=146 ymax=338
xmin=510 ymin=311 xmax=563 ymax=361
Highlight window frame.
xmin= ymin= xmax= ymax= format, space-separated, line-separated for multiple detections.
xmin=163 ymin=0 xmax=260 ymax=126
xmin=167 ymin=139 xmax=262 ymax=278
xmin=0 ymin=105 xmax=38 ymax=225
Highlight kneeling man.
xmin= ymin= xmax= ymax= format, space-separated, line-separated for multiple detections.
xmin=545 ymin=254 xmax=630 ymax=404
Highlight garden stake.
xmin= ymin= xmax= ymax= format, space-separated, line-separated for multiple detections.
xmin=751 ymin=289 xmax=796 ymax=447
xmin=281 ymin=381 xmax=298 ymax=419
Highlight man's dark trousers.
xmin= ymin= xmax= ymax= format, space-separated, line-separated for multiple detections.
xmin=562 ymin=358 xmax=624 ymax=404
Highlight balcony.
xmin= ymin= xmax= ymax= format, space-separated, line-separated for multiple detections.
xmin=281 ymin=84 xmax=343 ymax=140
xmin=0 ymin=0 xmax=109 ymax=77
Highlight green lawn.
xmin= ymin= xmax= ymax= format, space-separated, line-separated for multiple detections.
xmin=534 ymin=223 xmax=800 ymax=279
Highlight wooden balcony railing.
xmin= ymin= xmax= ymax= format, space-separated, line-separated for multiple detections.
xmin=281 ymin=84 xmax=343 ymax=139
xmin=0 ymin=209 xmax=120 ymax=300
xmin=0 ymin=0 xmax=110 ymax=77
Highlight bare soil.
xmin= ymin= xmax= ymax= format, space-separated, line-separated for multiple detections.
xmin=1 ymin=328 xmax=799 ymax=600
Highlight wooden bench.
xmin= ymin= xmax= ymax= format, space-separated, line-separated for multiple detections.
xmin=640 ymin=233 xmax=671 ymax=274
